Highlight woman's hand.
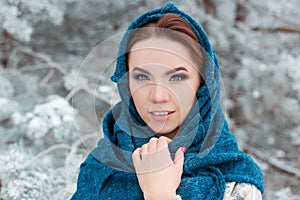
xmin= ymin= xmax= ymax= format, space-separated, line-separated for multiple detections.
xmin=132 ymin=136 xmax=185 ymax=200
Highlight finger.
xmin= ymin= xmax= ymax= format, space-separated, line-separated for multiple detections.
xmin=140 ymin=143 xmax=148 ymax=154
xmin=147 ymin=137 xmax=158 ymax=152
xmin=157 ymin=136 xmax=169 ymax=151
xmin=174 ymin=147 xmax=185 ymax=173
xmin=132 ymin=148 xmax=142 ymax=165
xmin=157 ymin=137 xmax=173 ymax=164
xmin=159 ymin=136 xmax=172 ymax=144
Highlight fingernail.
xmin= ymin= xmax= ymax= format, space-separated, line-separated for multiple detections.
xmin=181 ymin=146 xmax=186 ymax=153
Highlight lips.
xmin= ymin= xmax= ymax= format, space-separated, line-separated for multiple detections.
xmin=149 ymin=110 xmax=175 ymax=121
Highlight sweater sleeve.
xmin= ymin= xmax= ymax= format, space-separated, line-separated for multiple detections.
xmin=70 ymin=154 xmax=115 ymax=200
xmin=223 ymin=182 xmax=262 ymax=200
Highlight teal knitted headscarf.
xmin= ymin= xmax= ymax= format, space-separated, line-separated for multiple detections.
xmin=72 ymin=3 xmax=264 ymax=199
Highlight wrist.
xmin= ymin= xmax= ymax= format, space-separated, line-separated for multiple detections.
xmin=144 ymin=191 xmax=177 ymax=200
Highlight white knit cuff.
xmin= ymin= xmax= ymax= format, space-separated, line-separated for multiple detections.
xmin=171 ymin=195 xmax=182 ymax=200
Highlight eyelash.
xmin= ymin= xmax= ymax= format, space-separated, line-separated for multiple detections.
xmin=133 ymin=73 xmax=188 ymax=82
xmin=134 ymin=74 xmax=150 ymax=81
xmin=170 ymin=74 xmax=188 ymax=81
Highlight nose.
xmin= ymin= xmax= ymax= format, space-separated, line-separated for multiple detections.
xmin=149 ymin=83 xmax=170 ymax=103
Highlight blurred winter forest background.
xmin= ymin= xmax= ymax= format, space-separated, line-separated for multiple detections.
xmin=0 ymin=0 xmax=299 ymax=199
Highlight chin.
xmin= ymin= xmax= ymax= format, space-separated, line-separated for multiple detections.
xmin=154 ymin=127 xmax=179 ymax=139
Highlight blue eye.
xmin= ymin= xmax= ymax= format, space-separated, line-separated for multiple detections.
xmin=134 ymin=74 xmax=150 ymax=81
xmin=170 ymin=74 xmax=187 ymax=81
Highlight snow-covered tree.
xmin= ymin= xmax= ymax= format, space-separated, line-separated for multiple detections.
xmin=0 ymin=1 xmax=299 ymax=199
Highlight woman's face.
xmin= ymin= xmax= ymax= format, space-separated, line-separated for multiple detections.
xmin=128 ymin=37 xmax=201 ymax=138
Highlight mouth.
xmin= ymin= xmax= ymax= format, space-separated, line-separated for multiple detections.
xmin=149 ymin=110 xmax=175 ymax=121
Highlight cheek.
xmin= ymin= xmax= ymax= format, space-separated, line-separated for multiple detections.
xmin=131 ymin=87 xmax=149 ymax=110
xmin=170 ymin=85 xmax=198 ymax=114
xmin=176 ymin=91 xmax=196 ymax=108
xmin=171 ymin=82 xmax=198 ymax=102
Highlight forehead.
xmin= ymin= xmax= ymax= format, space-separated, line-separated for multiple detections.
xmin=128 ymin=38 xmax=197 ymax=71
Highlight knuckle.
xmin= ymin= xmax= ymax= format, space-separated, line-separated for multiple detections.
xmin=149 ymin=137 xmax=158 ymax=143
xmin=159 ymin=136 xmax=168 ymax=140
xmin=133 ymin=148 xmax=140 ymax=154
xmin=158 ymin=136 xmax=168 ymax=144
xmin=159 ymin=136 xmax=171 ymax=142
xmin=141 ymin=144 xmax=148 ymax=149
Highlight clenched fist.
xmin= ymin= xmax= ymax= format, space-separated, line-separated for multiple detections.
xmin=132 ymin=136 xmax=186 ymax=200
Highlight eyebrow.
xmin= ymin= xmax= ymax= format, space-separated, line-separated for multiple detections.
xmin=132 ymin=66 xmax=188 ymax=75
xmin=165 ymin=67 xmax=188 ymax=75
xmin=132 ymin=67 xmax=151 ymax=75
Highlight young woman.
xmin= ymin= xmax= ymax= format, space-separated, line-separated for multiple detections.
xmin=72 ymin=3 xmax=264 ymax=200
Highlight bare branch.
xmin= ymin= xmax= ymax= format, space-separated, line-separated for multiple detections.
xmin=18 ymin=47 xmax=67 ymax=75
xmin=203 ymin=0 xmax=217 ymax=17
xmin=82 ymin=85 xmax=111 ymax=105
xmin=95 ymin=0 xmax=146 ymax=22
xmin=1 ymin=30 xmax=14 ymax=68
xmin=18 ymin=47 xmax=52 ymax=63
xmin=0 ymin=178 xmax=2 ymax=192
xmin=235 ymin=2 xmax=248 ymax=23
xmin=252 ymin=26 xmax=300 ymax=34
xmin=234 ymin=105 xmax=278 ymax=129
xmin=39 ymin=68 xmax=56 ymax=86
xmin=19 ymin=63 xmax=67 ymax=75
xmin=65 ymin=84 xmax=111 ymax=105
xmin=64 ymin=133 xmax=99 ymax=168
xmin=34 ymin=144 xmax=71 ymax=161
xmin=244 ymin=145 xmax=300 ymax=179
xmin=65 ymin=86 xmax=82 ymax=101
